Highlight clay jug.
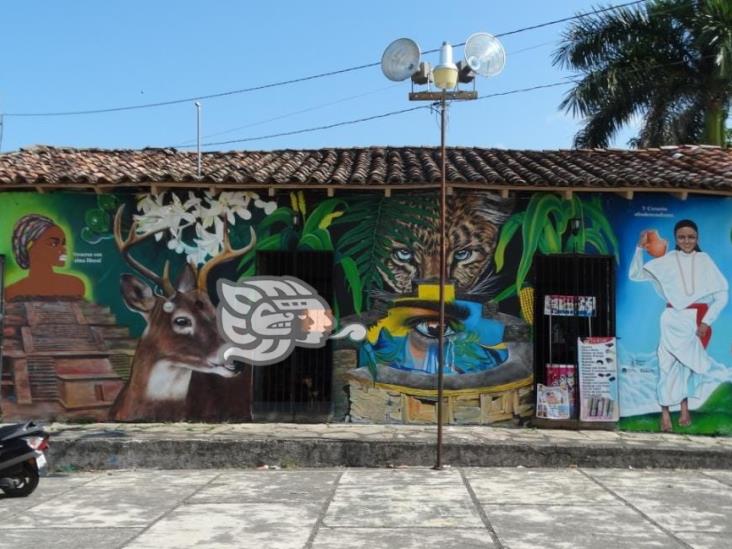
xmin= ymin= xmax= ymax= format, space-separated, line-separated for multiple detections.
xmin=644 ymin=230 xmax=667 ymax=257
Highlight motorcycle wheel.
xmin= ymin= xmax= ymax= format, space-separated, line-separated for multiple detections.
xmin=1 ymin=462 xmax=39 ymax=497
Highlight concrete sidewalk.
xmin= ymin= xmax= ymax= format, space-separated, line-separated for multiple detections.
xmin=44 ymin=422 xmax=732 ymax=471
xmin=5 ymin=467 xmax=732 ymax=548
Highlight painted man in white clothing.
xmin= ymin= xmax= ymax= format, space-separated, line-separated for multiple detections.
xmin=630 ymin=219 xmax=728 ymax=432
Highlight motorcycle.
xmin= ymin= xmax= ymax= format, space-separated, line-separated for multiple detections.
xmin=0 ymin=421 xmax=49 ymax=497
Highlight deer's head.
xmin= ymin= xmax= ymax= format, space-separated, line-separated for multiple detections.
xmin=121 ymin=265 xmax=241 ymax=377
xmin=115 ymin=203 xmax=256 ymax=379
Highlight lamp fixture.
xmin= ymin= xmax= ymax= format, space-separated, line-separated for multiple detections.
xmin=380 ymin=32 xmax=505 ymax=470
xmin=432 ymin=42 xmax=458 ymax=91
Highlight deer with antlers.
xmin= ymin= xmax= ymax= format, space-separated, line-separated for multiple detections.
xmin=109 ymin=204 xmax=256 ymax=422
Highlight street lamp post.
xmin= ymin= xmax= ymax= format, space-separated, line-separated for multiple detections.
xmin=381 ymin=34 xmax=505 ymax=470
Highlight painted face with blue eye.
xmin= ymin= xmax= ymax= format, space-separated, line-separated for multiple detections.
xmin=392 ymin=248 xmax=413 ymax=262
xmin=453 ymin=249 xmax=473 ymax=262
xmin=362 ymin=299 xmax=507 ymax=375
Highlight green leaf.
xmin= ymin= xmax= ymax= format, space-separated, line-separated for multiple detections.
xmin=336 ymin=225 xmax=372 ymax=249
xmin=516 ymin=194 xmax=563 ymax=291
xmin=494 ymin=212 xmax=525 ymax=272
xmin=339 ymin=238 xmax=373 ymax=258
xmin=338 ymin=256 xmax=363 ymax=314
xmin=258 ymin=207 xmax=296 ymax=231
xmin=542 ymin=222 xmax=562 ymax=253
xmin=493 ymin=283 xmax=517 ymax=303
xmin=302 ymin=199 xmax=346 ymax=235
xmin=583 ymin=199 xmax=619 ymax=259
xmin=298 ymin=229 xmax=333 ymax=251
xmin=583 ymin=227 xmax=609 ymax=254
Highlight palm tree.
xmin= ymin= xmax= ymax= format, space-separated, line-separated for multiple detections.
xmin=554 ymin=0 xmax=732 ymax=148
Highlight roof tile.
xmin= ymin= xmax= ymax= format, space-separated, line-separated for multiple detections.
xmin=0 ymin=145 xmax=730 ymax=192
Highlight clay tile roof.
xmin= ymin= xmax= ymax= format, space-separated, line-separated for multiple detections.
xmin=1 ymin=144 xmax=731 ymax=193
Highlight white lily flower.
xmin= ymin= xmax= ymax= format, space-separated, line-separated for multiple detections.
xmin=254 ymin=197 xmax=277 ymax=215
xmin=193 ymin=218 xmax=225 ymax=263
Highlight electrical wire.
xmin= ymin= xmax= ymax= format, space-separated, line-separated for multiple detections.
xmin=186 ymin=81 xmax=573 ymax=148
xmin=173 ymin=83 xmax=402 ymax=147
xmin=194 ymin=105 xmax=432 ymax=148
xmin=2 ymin=0 xmax=650 ymax=118
xmin=177 ymin=41 xmax=555 ymax=147
xmin=182 ymin=51 xmax=721 ymax=149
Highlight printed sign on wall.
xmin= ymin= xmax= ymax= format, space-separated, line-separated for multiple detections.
xmin=578 ymin=337 xmax=619 ymax=422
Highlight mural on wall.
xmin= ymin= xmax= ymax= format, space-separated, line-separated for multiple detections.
xmin=611 ymin=195 xmax=732 ymax=435
xmin=1 ymin=186 xmax=637 ymax=427
xmin=0 ymin=191 xmax=276 ymax=422
xmin=5 ymin=214 xmax=86 ymax=301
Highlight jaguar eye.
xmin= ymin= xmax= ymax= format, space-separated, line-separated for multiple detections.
xmin=454 ymin=249 xmax=473 ymax=262
xmin=173 ymin=316 xmax=192 ymax=328
xmin=393 ymin=248 xmax=413 ymax=262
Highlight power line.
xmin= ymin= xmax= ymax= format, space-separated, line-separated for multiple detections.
xmin=177 ymin=41 xmax=556 ymax=147
xmin=194 ymin=105 xmax=432 ymax=148
xmin=2 ymin=0 xmax=650 ymax=119
xmin=174 ymin=83 xmax=402 ymax=147
xmin=183 ymin=50 xmax=719 ymax=149
xmin=182 ymin=81 xmax=574 ymax=149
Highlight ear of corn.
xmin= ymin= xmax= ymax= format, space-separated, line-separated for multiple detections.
xmin=519 ymin=286 xmax=534 ymax=325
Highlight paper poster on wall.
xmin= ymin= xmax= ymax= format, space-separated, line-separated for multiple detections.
xmin=546 ymin=364 xmax=576 ymax=417
xmin=536 ymin=384 xmax=570 ymax=420
xmin=578 ymin=337 xmax=619 ymax=422
xmin=544 ymin=295 xmax=596 ymax=317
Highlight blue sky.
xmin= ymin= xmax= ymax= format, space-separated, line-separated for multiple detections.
xmin=0 ymin=1 xmax=642 ymax=153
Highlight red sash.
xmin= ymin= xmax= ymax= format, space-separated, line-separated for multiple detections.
xmin=667 ymin=303 xmax=711 ymax=348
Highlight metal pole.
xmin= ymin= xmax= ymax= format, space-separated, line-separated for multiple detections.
xmin=434 ymin=93 xmax=447 ymax=470
xmin=195 ymin=101 xmax=202 ymax=178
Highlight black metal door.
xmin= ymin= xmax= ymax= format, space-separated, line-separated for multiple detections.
xmin=253 ymin=250 xmax=334 ymax=422
xmin=533 ymin=254 xmax=615 ymax=419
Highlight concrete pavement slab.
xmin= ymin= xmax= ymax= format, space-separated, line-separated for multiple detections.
xmin=0 ymin=528 xmax=143 ymax=549
xmin=463 ymin=467 xmax=617 ymax=505
xmin=338 ymin=467 xmax=460 ymax=486
xmin=0 ymin=470 xmax=218 ymax=529
xmin=0 ymin=473 xmax=99 ymax=519
xmin=188 ymin=470 xmax=340 ymax=504
xmin=125 ymin=502 xmax=320 ymax=549
xmin=673 ymin=531 xmax=732 ymax=549
xmin=584 ymin=469 xmax=732 ymax=534
xmin=483 ymin=504 xmax=681 ymax=548
xmin=312 ymin=527 xmax=495 ymax=548
xmin=701 ymin=470 xmax=732 ymax=486
xmin=324 ymin=471 xmax=483 ymax=528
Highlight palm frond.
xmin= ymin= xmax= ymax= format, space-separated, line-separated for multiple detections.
xmin=554 ymin=0 xmax=731 ymax=147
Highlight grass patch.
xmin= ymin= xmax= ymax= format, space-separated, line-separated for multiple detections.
xmin=620 ymin=382 xmax=732 ymax=436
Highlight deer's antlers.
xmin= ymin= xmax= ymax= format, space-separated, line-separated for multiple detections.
xmin=197 ymin=226 xmax=257 ymax=291
xmin=114 ymin=205 xmax=176 ymax=296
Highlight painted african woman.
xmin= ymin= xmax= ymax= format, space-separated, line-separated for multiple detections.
xmin=4 ymin=214 xmax=85 ymax=301
xmin=629 ymin=219 xmax=728 ymax=432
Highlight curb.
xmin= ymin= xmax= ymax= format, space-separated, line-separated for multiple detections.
xmin=48 ymin=437 xmax=732 ymax=471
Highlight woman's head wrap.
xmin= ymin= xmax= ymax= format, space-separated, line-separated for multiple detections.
xmin=674 ymin=218 xmax=701 ymax=252
xmin=12 ymin=214 xmax=56 ymax=269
